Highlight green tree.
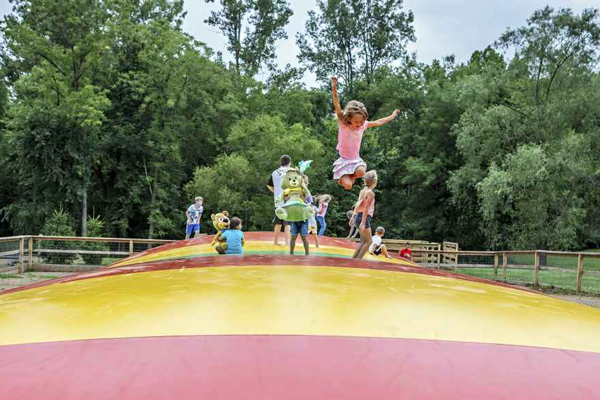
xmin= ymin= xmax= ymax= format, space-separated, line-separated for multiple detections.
xmin=90 ymin=0 xmax=237 ymax=239
xmin=186 ymin=114 xmax=324 ymax=230
xmin=449 ymin=7 xmax=600 ymax=249
xmin=1 ymin=0 xmax=111 ymax=235
xmin=40 ymin=209 xmax=77 ymax=265
xmin=204 ymin=0 xmax=293 ymax=77
xmin=79 ymin=215 xmax=107 ymax=265
xmin=296 ymin=0 xmax=415 ymax=94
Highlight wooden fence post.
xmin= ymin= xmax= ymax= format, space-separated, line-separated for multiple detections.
xmin=493 ymin=253 xmax=499 ymax=278
xmin=437 ymin=244 xmax=441 ymax=268
xmin=576 ymin=254 xmax=584 ymax=294
xmin=129 ymin=240 xmax=134 ymax=256
xmin=502 ymin=253 xmax=508 ymax=282
xmin=18 ymin=237 xmax=24 ymax=273
xmin=534 ymin=252 xmax=540 ymax=288
xmin=28 ymin=236 xmax=33 ymax=271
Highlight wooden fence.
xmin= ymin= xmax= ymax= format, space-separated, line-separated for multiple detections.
xmin=0 ymin=236 xmax=176 ymax=273
xmin=2 ymin=235 xmax=598 ymax=294
xmin=374 ymin=239 xmax=459 ymax=264
xmin=410 ymin=249 xmax=600 ymax=294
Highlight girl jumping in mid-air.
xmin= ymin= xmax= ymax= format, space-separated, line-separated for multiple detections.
xmin=350 ymin=170 xmax=378 ymax=259
xmin=331 ymin=76 xmax=400 ymax=190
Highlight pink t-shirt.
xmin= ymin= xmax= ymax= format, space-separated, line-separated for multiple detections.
xmin=358 ymin=189 xmax=376 ymax=216
xmin=367 ymin=196 xmax=376 ymax=216
xmin=317 ymin=202 xmax=329 ymax=217
xmin=336 ymin=120 xmax=369 ymax=160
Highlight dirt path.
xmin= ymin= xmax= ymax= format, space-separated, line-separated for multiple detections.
xmin=0 ymin=271 xmax=74 ymax=292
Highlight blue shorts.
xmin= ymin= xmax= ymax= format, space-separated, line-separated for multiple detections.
xmin=353 ymin=213 xmax=372 ymax=229
xmin=186 ymin=223 xmax=200 ymax=235
xmin=290 ymin=221 xmax=309 ymax=236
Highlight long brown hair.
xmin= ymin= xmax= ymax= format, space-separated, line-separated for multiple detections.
xmin=342 ymin=100 xmax=368 ymax=125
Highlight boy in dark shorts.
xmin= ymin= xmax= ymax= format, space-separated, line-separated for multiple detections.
xmin=369 ymin=227 xmax=391 ymax=258
xmin=289 ymin=220 xmax=310 ymax=255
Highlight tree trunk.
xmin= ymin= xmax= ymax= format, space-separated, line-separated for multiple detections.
xmin=148 ymin=171 xmax=158 ymax=240
xmin=81 ymin=185 xmax=87 ymax=236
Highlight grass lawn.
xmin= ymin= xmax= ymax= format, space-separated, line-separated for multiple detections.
xmin=457 ymin=267 xmax=600 ymax=296
xmin=0 ymin=274 xmax=23 ymax=279
xmin=504 ymin=253 xmax=600 ymax=271
xmin=102 ymin=257 xmax=123 ymax=266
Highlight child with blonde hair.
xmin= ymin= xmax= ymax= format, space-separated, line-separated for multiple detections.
xmin=332 ymin=76 xmax=400 ymax=190
xmin=303 ymin=176 xmax=320 ymax=248
xmin=346 ymin=210 xmax=360 ymax=239
xmin=350 ymin=170 xmax=378 ymax=259
xmin=307 ymin=197 xmax=320 ymax=248
xmin=316 ymin=194 xmax=331 ymax=236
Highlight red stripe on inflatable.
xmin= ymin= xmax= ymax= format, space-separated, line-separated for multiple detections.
xmin=0 ymin=253 xmax=535 ymax=296
xmin=1 ymin=335 xmax=598 ymax=400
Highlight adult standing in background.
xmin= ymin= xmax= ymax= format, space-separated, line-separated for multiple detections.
xmin=267 ymin=155 xmax=292 ymax=246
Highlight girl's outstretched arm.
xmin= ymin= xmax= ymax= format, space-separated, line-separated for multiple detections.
xmin=368 ymin=109 xmax=400 ymax=128
xmin=332 ymin=77 xmax=344 ymax=121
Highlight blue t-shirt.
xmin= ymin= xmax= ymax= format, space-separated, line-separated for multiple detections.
xmin=221 ymin=229 xmax=244 ymax=254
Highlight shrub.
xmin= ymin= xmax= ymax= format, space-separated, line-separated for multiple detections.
xmin=41 ymin=209 xmax=77 ymax=265
xmin=79 ymin=216 xmax=107 ymax=266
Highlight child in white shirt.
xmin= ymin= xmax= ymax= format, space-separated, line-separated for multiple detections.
xmin=369 ymin=226 xmax=391 ymax=258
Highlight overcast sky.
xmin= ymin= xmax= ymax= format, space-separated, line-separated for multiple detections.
xmin=1 ymin=0 xmax=598 ymax=86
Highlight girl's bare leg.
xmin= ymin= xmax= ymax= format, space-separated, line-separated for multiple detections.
xmin=353 ymin=228 xmax=370 ymax=258
xmin=312 ymin=232 xmax=320 ymax=248
xmin=339 ymin=175 xmax=355 ymax=190
xmin=356 ymin=228 xmax=373 ymax=259
xmin=290 ymin=234 xmax=297 ymax=255
xmin=381 ymin=245 xmax=392 ymax=258
xmin=352 ymin=234 xmax=363 ymax=258
xmin=301 ymin=235 xmax=310 ymax=255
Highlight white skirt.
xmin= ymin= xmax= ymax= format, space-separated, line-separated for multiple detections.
xmin=333 ymin=156 xmax=367 ymax=180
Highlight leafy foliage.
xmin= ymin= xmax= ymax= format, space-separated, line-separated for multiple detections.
xmin=1 ymin=3 xmax=600 ymax=252
xmin=204 ymin=0 xmax=293 ymax=77
xmin=296 ymin=0 xmax=415 ymax=95
xmin=40 ymin=209 xmax=77 ymax=265
xmin=79 ymin=216 xmax=107 ymax=265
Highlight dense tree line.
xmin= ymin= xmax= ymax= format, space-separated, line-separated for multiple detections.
xmin=1 ymin=0 xmax=599 ymax=251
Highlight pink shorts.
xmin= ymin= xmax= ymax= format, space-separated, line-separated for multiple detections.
xmin=332 ymin=157 xmax=367 ymax=180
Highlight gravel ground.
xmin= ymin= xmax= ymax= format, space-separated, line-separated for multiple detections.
xmin=0 ymin=271 xmax=74 ymax=292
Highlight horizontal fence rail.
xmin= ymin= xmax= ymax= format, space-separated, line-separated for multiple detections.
xmin=2 ymin=235 xmax=599 ymax=295
xmin=0 ymin=236 xmax=177 ymax=273
xmin=410 ymin=249 xmax=600 ymax=294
